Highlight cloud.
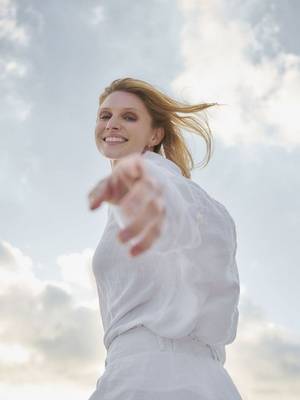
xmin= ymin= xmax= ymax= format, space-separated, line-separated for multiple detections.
xmin=0 ymin=240 xmax=104 ymax=388
xmin=57 ymin=248 xmax=96 ymax=292
xmin=0 ymin=240 xmax=39 ymax=291
xmin=88 ymin=5 xmax=106 ymax=26
xmin=0 ymin=0 xmax=33 ymax=121
xmin=174 ymin=0 xmax=300 ymax=151
xmin=1 ymin=91 xmax=32 ymax=120
xmin=0 ymin=0 xmax=29 ymax=45
xmin=227 ymin=292 xmax=300 ymax=399
xmin=0 ymin=58 xmax=27 ymax=79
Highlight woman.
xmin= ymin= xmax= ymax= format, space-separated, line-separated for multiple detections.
xmin=87 ymin=77 xmax=242 ymax=399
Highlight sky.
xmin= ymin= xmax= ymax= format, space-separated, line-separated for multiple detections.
xmin=0 ymin=0 xmax=299 ymax=399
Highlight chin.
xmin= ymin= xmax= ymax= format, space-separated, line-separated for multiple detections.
xmin=100 ymin=149 xmax=134 ymax=162
xmin=100 ymin=143 xmax=145 ymax=160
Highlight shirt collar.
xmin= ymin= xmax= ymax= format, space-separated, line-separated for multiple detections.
xmin=142 ymin=150 xmax=182 ymax=176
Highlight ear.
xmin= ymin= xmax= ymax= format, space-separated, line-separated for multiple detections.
xmin=151 ymin=127 xmax=165 ymax=146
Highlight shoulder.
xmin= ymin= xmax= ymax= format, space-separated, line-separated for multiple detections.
xmin=142 ymin=151 xmax=236 ymax=231
xmin=186 ymin=179 xmax=237 ymax=238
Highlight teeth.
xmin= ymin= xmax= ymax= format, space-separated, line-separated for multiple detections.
xmin=105 ymin=137 xmax=127 ymax=142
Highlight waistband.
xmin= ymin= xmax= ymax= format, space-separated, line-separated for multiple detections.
xmin=105 ymin=325 xmax=222 ymax=367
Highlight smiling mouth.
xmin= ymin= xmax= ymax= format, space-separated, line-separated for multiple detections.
xmin=103 ymin=138 xmax=129 ymax=144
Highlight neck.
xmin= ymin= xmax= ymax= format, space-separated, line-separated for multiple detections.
xmin=109 ymin=147 xmax=153 ymax=170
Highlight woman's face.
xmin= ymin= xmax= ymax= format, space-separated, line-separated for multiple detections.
xmin=95 ymin=91 xmax=164 ymax=167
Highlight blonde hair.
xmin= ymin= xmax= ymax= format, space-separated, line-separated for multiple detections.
xmin=99 ymin=77 xmax=220 ymax=179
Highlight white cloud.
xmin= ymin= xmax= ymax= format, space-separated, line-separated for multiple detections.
xmin=0 ymin=240 xmax=40 ymax=294
xmin=0 ymin=240 xmax=104 ymax=390
xmin=0 ymin=1 xmax=32 ymax=121
xmin=0 ymin=0 xmax=29 ymax=45
xmin=57 ymin=248 xmax=95 ymax=291
xmin=89 ymin=5 xmax=106 ymax=26
xmin=0 ymin=342 xmax=31 ymax=365
xmin=56 ymin=248 xmax=99 ymax=309
xmin=3 ymin=92 xmax=32 ymax=120
xmin=0 ymin=59 xmax=27 ymax=79
xmin=0 ymin=382 xmax=89 ymax=400
xmin=227 ymin=294 xmax=300 ymax=400
xmin=174 ymin=0 xmax=300 ymax=150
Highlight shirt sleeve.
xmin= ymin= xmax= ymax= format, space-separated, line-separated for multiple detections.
xmin=110 ymin=157 xmax=206 ymax=254
xmin=147 ymin=158 xmax=205 ymax=253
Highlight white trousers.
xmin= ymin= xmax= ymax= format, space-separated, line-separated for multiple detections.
xmin=88 ymin=325 xmax=243 ymax=399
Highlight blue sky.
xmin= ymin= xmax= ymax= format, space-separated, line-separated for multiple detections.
xmin=1 ymin=1 xmax=299 ymax=399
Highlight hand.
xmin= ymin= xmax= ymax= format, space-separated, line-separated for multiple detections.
xmin=88 ymin=153 xmax=166 ymax=257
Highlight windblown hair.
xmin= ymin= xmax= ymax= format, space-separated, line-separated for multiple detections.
xmin=99 ymin=77 xmax=220 ymax=179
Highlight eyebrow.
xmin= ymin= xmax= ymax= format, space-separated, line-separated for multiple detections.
xmin=99 ymin=107 xmax=139 ymax=112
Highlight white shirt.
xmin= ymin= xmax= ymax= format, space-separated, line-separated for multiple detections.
xmin=92 ymin=150 xmax=240 ymax=365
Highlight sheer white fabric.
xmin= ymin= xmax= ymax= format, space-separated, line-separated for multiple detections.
xmin=90 ymin=150 xmax=241 ymax=399
xmin=89 ymin=348 xmax=242 ymax=400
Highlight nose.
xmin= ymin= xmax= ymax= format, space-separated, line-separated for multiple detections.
xmin=105 ymin=115 xmax=121 ymax=130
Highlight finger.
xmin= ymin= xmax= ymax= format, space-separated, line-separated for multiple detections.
xmin=119 ymin=177 xmax=163 ymax=220
xmin=108 ymin=156 xmax=147 ymax=203
xmin=127 ymin=156 xmax=145 ymax=180
xmin=114 ymin=168 xmax=134 ymax=193
xmin=117 ymin=155 xmax=146 ymax=184
xmin=88 ymin=163 xmax=139 ymax=211
xmin=108 ymin=174 xmax=129 ymax=204
xmin=129 ymin=218 xmax=164 ymax=257
xmin=118 ymin=195 xmax=165 ymax=244
xmin=88 ymin=178 xmax=114 ymax=210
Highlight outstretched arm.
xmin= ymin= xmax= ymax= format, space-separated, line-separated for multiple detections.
xmin=109 ymin=155 xmax=204 ymax=254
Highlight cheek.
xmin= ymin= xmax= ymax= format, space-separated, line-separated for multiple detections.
xmin=130 ymin=123 xmax=149 ymax=142
xmin=95 ymin=123 xmax=104 ymax=138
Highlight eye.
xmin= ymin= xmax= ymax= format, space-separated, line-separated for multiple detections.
xmin=98 ymin=114 xmax=136 ymax=121
xmin=124 ymin=115 xmax=136 ymax=121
